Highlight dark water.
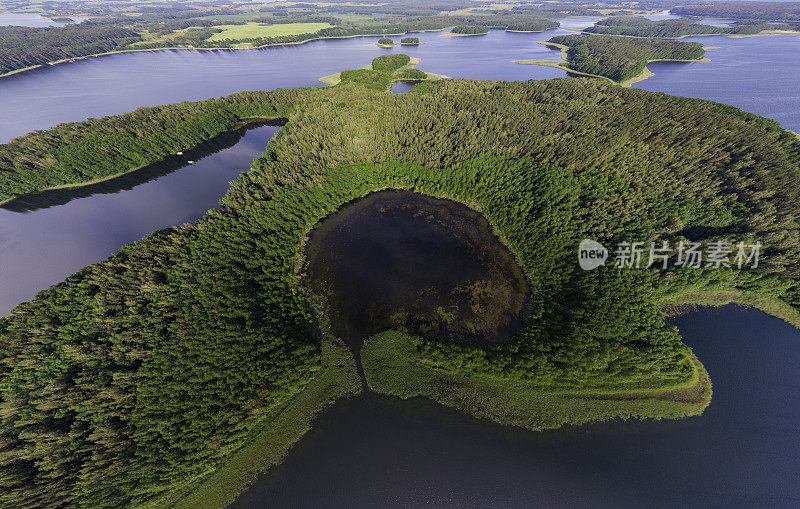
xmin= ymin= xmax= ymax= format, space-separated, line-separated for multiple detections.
xmin=302 ymin=191 xmax=528 ymax=352
xmin=0 ymin=124 xmax=279 ymax=315
xmin=232 ymin=305 xmax=800 ymax=508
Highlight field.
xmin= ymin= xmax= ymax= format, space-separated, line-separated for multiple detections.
xmin=207 ymin=22 xmax=334 ymax=41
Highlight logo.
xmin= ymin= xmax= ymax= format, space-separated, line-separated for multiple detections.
xmin=578 ymin=239 xmax=607 ymax=270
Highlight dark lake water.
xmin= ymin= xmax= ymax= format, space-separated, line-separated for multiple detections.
xmin=302 ymin=191 xmax=528 ymax=353
xmin=232 ymin=305 xmax=800 ymax=508
xmin=1 ymin=15 xmax=799 ymax=508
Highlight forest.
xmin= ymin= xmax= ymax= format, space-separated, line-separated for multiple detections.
xmin=3 ymin=76 xmax=800 ymax=507
xmin=548 ymin=34 xmax=706 ymax=81
xmin=0 ymin=22 xmax=141 ymax=75
xmin=584 ymin=15 xmax=800 ymax=37
xmin=0 ymin=91 xmax=294 ymax=198
xmin=450 ymin=25 xmax=491 ymax=35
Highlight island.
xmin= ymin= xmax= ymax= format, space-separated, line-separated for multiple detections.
xmin=515 ymin=34 xmax=709 ymax=87
xmin=319 ymin=54 xmax=445 ymax=90
xmin=583 ymin=15 xmax=800 ymax=38
xmin=3 ymin=71 xmax=800 ymax=508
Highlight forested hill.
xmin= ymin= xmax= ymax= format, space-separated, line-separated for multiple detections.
xmin=3 ymin=79 xmax=800 ymax=507
xmin=547 ymin=34 xmax=706 ymax=82
xmin=0 ymin=23 xmax=142 ymax=75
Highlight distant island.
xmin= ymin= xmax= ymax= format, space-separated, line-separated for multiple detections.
xmin=583 ymin=15 xmax=800 ymax=38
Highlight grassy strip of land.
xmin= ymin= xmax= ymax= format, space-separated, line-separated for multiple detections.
xmin=362 ymin=331 xmax=711 ymax=431
xmin=161 ymin=338 xmax=361 ymax=509
xmin=658 ymin=285 xmax=800 ymax=331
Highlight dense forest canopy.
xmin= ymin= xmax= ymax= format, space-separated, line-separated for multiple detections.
xmin=3 ymin=77 xmax=800 ymax=506
xmin=548 ymin=33 xmax=705 ymax=81
xmin=451 ymin=25 xmax=491 ymax=34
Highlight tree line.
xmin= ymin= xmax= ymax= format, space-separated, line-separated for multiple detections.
xmin=0 ymin=22 xmax=141 ymax=75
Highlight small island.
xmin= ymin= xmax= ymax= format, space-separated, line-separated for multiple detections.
xmin=319 ymin=54 xmax=445 ymax=90
xmin=375 ymin=37 xmax=423 ymax=47
xmin=515 ymin=34 xmax=709 ymax=87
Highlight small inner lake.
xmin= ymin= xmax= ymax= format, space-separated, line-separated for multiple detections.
xmin=302 ymin=191 xmax=529 ymax=353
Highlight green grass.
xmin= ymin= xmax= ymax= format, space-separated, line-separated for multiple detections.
xmin=362 ymin=331 xmax=712 ymax=431
xmin=207 ymin=22 xmax=334 ymax=41
xmin=160 ymin=338 xmax=361 ymax=509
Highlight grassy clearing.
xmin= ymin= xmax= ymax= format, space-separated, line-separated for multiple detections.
xmin=207 ymin=22 xmax=333 ymax=41
xmin=161 ymin=338 xmax=361 ymax=509
xmin=362 ymin=331 xmax=711 ymax=431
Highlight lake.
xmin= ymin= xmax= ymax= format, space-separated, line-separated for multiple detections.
xmin=0 ymin=12 xmax=90 ymax=27
xmin=302 ymin=191 xmax=528 ymax=354
xmin=0 ymin=124 xmax=279 ymax=315
xmin=231 ymin=305 xmax=800 ymax=508
xmin=1 ymin=16 xmax=799 ymax=508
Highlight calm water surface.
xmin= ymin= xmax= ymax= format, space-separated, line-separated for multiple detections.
xmin=232 ymin=305 xmax=800 ymax=508
xmin=0 ymin=124 xmax=278 ymax=314
xmin=0 ymin=12 xmax=89 ymax=27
